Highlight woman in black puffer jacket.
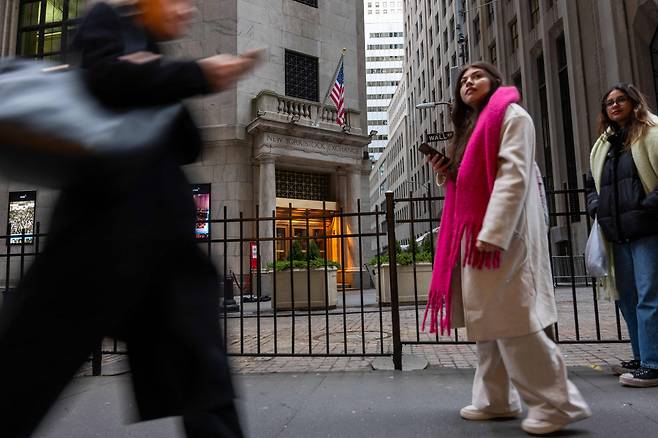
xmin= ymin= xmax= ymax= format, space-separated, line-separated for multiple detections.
xmin=586 ymin=83 xmax=658 ymax=389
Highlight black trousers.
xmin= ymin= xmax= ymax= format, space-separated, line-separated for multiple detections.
xmin=0 ymin=195 xmax=241 ymax=437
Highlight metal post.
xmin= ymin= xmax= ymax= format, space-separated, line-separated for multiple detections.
xmin=385 ymin=191 xmax=402 ymax=370
xmin=92 ymin=342 xmax=102 ymax=376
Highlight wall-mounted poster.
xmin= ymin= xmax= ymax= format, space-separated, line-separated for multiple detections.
xmin=8 ymin=191 xmax=36 ymax=245
xmin=191 ymin=184 xmax=211 ymax=241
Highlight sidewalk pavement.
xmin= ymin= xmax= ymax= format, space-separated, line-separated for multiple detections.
xmin=36 ymin=366 xmax=658 ymax=438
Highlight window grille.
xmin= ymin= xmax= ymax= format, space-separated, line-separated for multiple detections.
xmin=285 ymin=50 xmax=319 ymax=102
xmin=276 ymin=170 xmax=329 ymax=201
xmin=17 ymin=0 xmax=84 ymax=61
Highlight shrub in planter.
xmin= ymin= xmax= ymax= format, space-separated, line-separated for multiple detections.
xmin=368 ymin=235 xmax=433 ymax=267
xmin=268 ymin=239 xmax=340 ymax=271
xmin=368 ymin=235 xmax=434 ymax=305
xmin=266 ymin=239 xmax=339 ymax=310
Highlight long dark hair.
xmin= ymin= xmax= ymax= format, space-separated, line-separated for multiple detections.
xmin=448 ymin=62 xmax=503 ymax=178
xmin=598 ymin=83 xmax=655 ymax=149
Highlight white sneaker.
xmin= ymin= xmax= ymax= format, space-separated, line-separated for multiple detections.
xmin=521 ymin=418 xmax=564 ymax=435
xmin=459 ymin=404 xmax=522 ymax=421
xmin=521 ymin=411 xmax=592 ymax=435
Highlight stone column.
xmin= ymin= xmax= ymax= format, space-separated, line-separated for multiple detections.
xmin=257 ymin=154 xmax=276 ymax=274
xmin=346 ymin=168 xmax=362 ymax=285
xmin=336 ymin=167 xmax=348 ymax=210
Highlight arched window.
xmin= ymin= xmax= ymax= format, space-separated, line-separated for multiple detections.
xmin=651 ymin=28 xmax=658 ymax=108
xmin=17 ymin=0 xmax=85 ymax=61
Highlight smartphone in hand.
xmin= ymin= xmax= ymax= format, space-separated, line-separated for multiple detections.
xmin=419 ymin=142 xmax=450 ymax=164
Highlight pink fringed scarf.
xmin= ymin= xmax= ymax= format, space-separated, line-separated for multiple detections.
xmin=423 ymin=86 xmax=520 ymax=334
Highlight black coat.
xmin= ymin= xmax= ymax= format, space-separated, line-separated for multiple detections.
xmin=586 ymin=130 xmax=658 ymax=243
xmin=0 ymin=4 xmax=234 ymax=435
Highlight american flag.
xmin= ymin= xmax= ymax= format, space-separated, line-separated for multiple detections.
xmin=330 ymin=60 xmax=346 ymax=126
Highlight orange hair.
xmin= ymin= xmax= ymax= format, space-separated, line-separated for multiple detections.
xmin=135 ymin=0 xmax=169 ymax=40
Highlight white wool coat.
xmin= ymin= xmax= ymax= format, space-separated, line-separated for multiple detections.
xmin=449 ymin=104 xmax=558 ymax=341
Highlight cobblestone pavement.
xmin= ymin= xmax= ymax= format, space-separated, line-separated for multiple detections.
xmin=225 ymin=286 xmax=633 ymax=373
xmin=83 ymin=286 xmax=634 ymax=376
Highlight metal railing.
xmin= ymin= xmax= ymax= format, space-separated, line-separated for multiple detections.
xmin=0 ymin=182 xmax=628 ymax=374
xmin=391 ymin=181 xmax=627 ymax=359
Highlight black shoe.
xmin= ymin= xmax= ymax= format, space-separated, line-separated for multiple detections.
xmin=619 ymin=367 xmax=658 ymax=388
xmin=611 ymin=359 xmax=641 ymax=375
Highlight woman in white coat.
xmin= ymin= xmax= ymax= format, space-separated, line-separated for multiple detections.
xmin=424 ymin=62 xmax=591 ymax=435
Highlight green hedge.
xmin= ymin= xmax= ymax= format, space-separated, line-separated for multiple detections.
xmin=267 ymin=238 xmax=340 ymax=271
xmin=368 ymin=235 xmax=434 ymax=266
xmin=269 ymin=259 xmax=340 ymax=271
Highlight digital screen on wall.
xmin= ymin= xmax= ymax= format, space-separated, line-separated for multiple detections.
xmin=192 ymin=184 xmax=211 ymax=241
xmin=8 ymin=191 xmax=36 ymax=245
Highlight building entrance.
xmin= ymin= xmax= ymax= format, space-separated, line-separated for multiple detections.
xmin=274 ymin=199 xmax=355 ymax=289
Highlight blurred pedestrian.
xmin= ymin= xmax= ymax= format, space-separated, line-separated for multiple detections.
xmin=0 ymin=1 xmax=260 ymax=437
xmin=585 ymin=83 xmax=658 ymax=387
xmin=424 ymin=62 xmax=591 ymax=435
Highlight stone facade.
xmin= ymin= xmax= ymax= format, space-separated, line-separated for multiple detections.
xmin=0 ymin=0 xmax=372 ymax=290
xmin=374 ymin=0 xmax=658 ymax=255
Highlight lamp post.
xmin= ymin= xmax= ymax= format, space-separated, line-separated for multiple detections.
xmin=415 ymin=101 xmax=452 ymax=110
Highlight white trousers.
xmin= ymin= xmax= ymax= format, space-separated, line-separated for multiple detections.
xmin=472 ymin=330 xmax=591 ymax=423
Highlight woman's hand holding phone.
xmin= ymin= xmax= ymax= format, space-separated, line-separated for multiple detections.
xmin=427 ymin=153 xmax=451 ymax=177
xmin=419 ymin=143 xmax=451 ymax=178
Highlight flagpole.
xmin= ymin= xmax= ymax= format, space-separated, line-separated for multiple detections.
xmin=313 ymin=48 xmax=347 ymax=127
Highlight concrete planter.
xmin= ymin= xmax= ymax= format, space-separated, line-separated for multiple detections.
xmin=371 ymin=263 xmax=433 ymax=305
xmin=267 ymin=268 xmax=338 ymax=310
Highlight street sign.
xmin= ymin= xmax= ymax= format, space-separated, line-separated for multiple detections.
xmin=426 ymin=131 xmax=454 ymax=142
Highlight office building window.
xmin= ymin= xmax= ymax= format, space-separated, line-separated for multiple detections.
xmin=473 ymin=14 xmax=480 ymax=43
xmin=489 ymin=41 xmax=497 ymax=65
xmin=285 ymin=50 xmax=319 ymax=102
xmin=367 ymin=43 xmax=404 ymax=50
xmin=512 ymin=71 xmax=522 ymax=94
xmin=510 ymin=18 xmax=518 ymax=52
xmin=17 ymin=0 xmax=85 ymax=61
xmin=530 ymin=0 xmax=540 ymax=29
xmin=487 ymin=1 xmax=494 ymax=27
xmin=366 ymin=55 xmax=404 ymax=62
xmin=292 ymin=0 xmax=318 ymax=7
xmin=449 ymin=17 xmax=455 ymax=42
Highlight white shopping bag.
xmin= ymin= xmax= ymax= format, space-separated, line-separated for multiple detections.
xmin=585 ymin=218 xmax=608 ymax=277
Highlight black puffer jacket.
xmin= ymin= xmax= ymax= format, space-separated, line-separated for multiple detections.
xmin=586 ymin=130 xmax=658 ymax=243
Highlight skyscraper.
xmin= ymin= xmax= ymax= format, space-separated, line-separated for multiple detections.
xmin=364 ymin=0 xmax=404 ymax=160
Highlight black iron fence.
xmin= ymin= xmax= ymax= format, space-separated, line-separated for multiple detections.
xmin=394 ymin=181 xmax=627 ymax=356
xmin=0 ymin=182 xmax=628 ymax=374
